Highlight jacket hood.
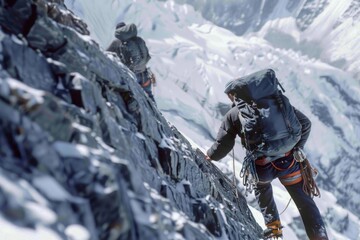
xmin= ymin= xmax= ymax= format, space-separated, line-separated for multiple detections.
xmin=224 ymin=80 xmax=235 ymax=94
xmin=115 ymin=23 xmax=137 ymax=41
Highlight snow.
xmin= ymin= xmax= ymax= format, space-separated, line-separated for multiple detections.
xmin=0 ymin=173 xmax=26 ymax=200
xmin=159 ymin=135 xmax=176 ymax=150
xmin=302 ymin=0 xmax=353 ymax=41
xmin=53 ymin=141 xmax=90 ymax=158
xmin=32 ymin=176 xmax=71 ymax=201
xmin=66 ymin=0 xmax=360 ymax=239
xmin=5 ymin=78 xmax=45 ymax=105
xmin=254 ymin=0 xmax=360 ymax=79
xmin=0 ymin=216 xmax=62 ymax=240
xmin=135 ymin=132 xmax=146 ymax=140
xmin=24 ymin=202 xmax=57 ymax=225
xmin=64 ymin=224 xmax=91 ymax=240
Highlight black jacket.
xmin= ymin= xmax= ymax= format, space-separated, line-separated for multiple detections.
xmin=207 ymin=106 xmax=311 ymax=161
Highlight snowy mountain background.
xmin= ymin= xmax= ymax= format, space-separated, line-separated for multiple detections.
xmin=171 ymin=0 xmax=360 ymax=82
xmin=64 ymin=0 xmax=360 ymax=239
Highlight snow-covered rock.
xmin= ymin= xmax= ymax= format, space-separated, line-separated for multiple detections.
xmin=0 ymin=1 xmax=261 ymax=239
xmin=65 ymin=0 xmax=360 ymax=239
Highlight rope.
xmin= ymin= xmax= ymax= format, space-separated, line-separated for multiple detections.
xmin=279 ymin=198 xmax=292 ymax=215
xmin=300 ymin=159 xmax=321 ymax=197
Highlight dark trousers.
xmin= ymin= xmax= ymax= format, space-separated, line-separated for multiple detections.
xmin=255 ymin=155 xmax=328 ymax=240
xmin=135 ymin=70 xmax=155 ymax=102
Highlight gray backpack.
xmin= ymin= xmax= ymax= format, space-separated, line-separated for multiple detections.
xmin=114 ymin=23 xmax=150 ymax=73
xmin=118 ymin=37 xmax=150 ymax=73
xmin=227 ymin=69 xmax=301 ymax=157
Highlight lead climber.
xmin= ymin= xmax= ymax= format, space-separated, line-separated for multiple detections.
xmin=107 ymin=22 xmax=156 ymax=103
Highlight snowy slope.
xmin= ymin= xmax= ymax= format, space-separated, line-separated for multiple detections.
xmin=171 ymin=0 xmax=360 ymax=81
xmin=66 ymin=0 xmax=360 ymax=239
xmin=255 ymin=0 xmax=360 ymax=81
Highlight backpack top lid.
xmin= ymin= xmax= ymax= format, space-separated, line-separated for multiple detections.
xmin=226 ymin=69 xmax=279 ymax=103
xmin=115 ymin=23 xmax=138 ymax=41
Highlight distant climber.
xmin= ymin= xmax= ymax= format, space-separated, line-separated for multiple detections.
xmin=206 ymin=69 xmax=328 ymax=240
xmin=107 ymin=22 xmax=156 ymax=102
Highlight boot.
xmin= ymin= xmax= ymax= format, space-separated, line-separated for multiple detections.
xmin=263 ymin=220 xmax=283 ymax=239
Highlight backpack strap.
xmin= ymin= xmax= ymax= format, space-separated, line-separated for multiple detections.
xmin=118 ymin=41 xmax=129 ymax=65
xmin=135 ymin=38 xmax=145 ymax=61
xmin=276 ymin=78 xmax=286 ymax=93
xmin=274 ymin=92 xmax=293 ymax=134
xmin=237 ymin=99 xmax=263 ymax=151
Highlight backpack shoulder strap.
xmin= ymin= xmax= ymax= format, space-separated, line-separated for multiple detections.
xmin=118 ymin=41 xmax=131 ymax=66
xmin=276 ymin=77 xmax=286 ymax=93
xmin=135 ymin=37 xmax=150 ymax=61
xmin=136 ymin=37 xmax=145 ymax=60
xmin=274 ymin=91 xmax=293 ymax=134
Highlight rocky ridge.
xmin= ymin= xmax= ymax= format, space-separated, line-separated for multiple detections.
xmin=0 ymin=0 xmax=261 ymax=239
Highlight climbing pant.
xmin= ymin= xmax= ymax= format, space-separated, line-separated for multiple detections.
xmin=254 ymin=154 xmax=328 ymax=240
xmin=135 ymin=70 xmax=155 ymax=102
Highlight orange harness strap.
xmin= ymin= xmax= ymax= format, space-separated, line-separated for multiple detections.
xmin=255 ymin=150 xmax=293 ymax=166
xmin=271 ymin=159 xmax=295 ymax=171
xmin=280 ymin=170 xmax=303 ymax=186
xmin=141 ymin=79 xmax=151 ymax=87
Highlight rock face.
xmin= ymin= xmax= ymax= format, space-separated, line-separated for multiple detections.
xmin=0 ymin=0 xmax=262 ymax=239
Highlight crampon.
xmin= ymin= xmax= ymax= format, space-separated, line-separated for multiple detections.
xmin=263 ymin=220 xmax=283 ymax=240
xmin=263 ymin=230 xmax=283 ymax=240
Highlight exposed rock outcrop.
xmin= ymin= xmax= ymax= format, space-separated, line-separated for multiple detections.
xmin=0 ymin=0 xmax=261 ymax=239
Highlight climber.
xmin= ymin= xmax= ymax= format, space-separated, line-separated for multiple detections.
xmin=206 ymin=70 xmax=328 ymax=240
xmin=107 ymin=22 xmax=156 ymax=103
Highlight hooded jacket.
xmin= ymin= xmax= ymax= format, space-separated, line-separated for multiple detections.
xmin=114 ymin=23 xmax=137 ymax=41
xmin=207 ymin=106 xmax=311 ymax=161
xmin=107 ymin=23 xmax=150 ymax=73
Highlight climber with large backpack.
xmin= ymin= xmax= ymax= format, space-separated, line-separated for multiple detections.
xmin=206 ymin=69 xmax=328 ymax=240
xmin=107 ymin=22 xmax=156 ymax=103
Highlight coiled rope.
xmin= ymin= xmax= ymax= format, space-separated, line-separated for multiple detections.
xmin=300 ymin=159 xmax=321 ymax=197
